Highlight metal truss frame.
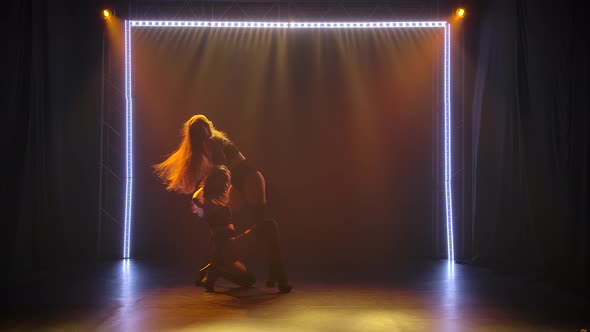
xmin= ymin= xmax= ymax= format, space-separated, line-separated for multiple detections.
xmin=99 ymin=0 xmax=463 ymax=260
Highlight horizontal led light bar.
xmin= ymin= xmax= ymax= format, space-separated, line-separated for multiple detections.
xmin=129 ymin=21 xmax=447 ymax=29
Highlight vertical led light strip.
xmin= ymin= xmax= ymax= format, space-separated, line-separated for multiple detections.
xmin=123 ymin=20 xmax=134 ymax=259
xmin=122 ymin=20 xmax=454 ymax=261
xmin=444 ymin=23 xmax=455 ymax=261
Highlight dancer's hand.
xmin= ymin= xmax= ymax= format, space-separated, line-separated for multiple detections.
xmin=192 ymin=203 xmax=205 ymax=218
xmin=191 ymin=195 xmax=205 ymax=219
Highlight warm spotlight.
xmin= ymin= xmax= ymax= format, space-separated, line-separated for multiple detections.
xmin=103 ymin=9 xmax=112 ymax=19
xmin=455 ymin=8 xmax=466 ymax=19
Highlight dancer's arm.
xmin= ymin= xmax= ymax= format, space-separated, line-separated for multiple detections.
xmin=222 ymin=138 xmax=246 ymax=169
xmin=192 ymin=187 xmax=204 ymax=207
xmin=192 ymin=187 xmax=205 ymax=217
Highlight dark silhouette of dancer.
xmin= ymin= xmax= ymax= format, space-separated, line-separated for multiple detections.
xmin=154 ymin=115 xmax=291 ymax=292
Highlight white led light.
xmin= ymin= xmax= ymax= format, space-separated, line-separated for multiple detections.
xmin=123 ymin=21 xmax=134 ymax=259
xmin=443 ymin=23 xmax=455 ymax=262
xmin=123 ymin=18 xmax=454 ymax=261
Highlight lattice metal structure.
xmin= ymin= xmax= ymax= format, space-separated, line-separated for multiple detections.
xmin=98 ymin=30 xmax=127 ymax=259
xmin=128 ymin=0 xmax=439 ymax=21
xmin=99 ymin=0 xmax=464 ymax=260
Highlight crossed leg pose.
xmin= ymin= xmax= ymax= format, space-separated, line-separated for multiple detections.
xmin=154 ymin=114 xmax=292 ymax=293
xmin=194 ymin=165 xmax=291 ymax=293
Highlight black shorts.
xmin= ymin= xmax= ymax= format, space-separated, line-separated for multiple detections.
xmin=230 ymin=159 xmax=257 ymax=192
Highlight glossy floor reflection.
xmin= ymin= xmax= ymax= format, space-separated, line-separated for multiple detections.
xmin=1 ymin=259 xmax=588 ymax=331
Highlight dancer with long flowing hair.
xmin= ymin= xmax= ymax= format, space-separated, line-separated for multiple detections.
xmin=154 ymin=114 xmax=292 ymax=293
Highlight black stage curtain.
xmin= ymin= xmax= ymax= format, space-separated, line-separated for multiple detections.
xmin=460 ymin=0 xmax=589 ymax=296
xmin=3 ymin=0 xmax=104 ymax=283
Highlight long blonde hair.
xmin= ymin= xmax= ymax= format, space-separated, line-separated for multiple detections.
xmin=153 ymin=114 xmax=229 ymax=194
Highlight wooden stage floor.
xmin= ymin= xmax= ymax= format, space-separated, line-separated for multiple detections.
xmin=1 ymin=259 xmax=588 ymax=331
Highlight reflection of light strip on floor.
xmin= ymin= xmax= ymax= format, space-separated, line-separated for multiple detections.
xmin=120 ymin=260 xmax=134 ymax=312
xmin=447 ymin=258 xmax=455 ymax=278
xmin=123 ymin=20 xmax=455 ymax=261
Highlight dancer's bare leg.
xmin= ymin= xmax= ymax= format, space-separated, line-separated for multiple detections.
xmin=217 ymin=260 xmax=256 ymax=288
xmin=242 ymin=171 xmax=291 ymax=293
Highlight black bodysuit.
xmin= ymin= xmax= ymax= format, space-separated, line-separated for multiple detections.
xmin=208 ymin=136 xmax=256 ymax=192
xmin=203 ymin=200 xmax=236 ymax=242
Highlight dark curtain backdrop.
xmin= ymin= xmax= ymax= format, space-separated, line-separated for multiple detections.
xmin=3 ymin=0 xmax=105 ymax=284
xmin=461 ymin=0 xmax=589 ymax=296
xmin=131 ymin=27 xmax=442 ymax=269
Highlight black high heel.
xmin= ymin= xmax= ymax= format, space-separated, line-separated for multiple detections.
xmin=266 ymin=280 xmax=292 ymax=293
xmin=267 ymin=263 xmax=292 ymax=293
xmin=198 ymin=264 xmax=218 ymax=292
xmin=199 ymin=263 xmax=211 ymax=280
xmin=195 ymin=262 xmax=212 ymax=287
xmin=265 ymin=276 xmax=292 ymax=293
xmin=202 ymin=270 xmax=218 ymax=292
xmin=270 ymin=278 xmax=292 ymax=293
xmin=278 ymin=282 xmax=292 ymax=293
